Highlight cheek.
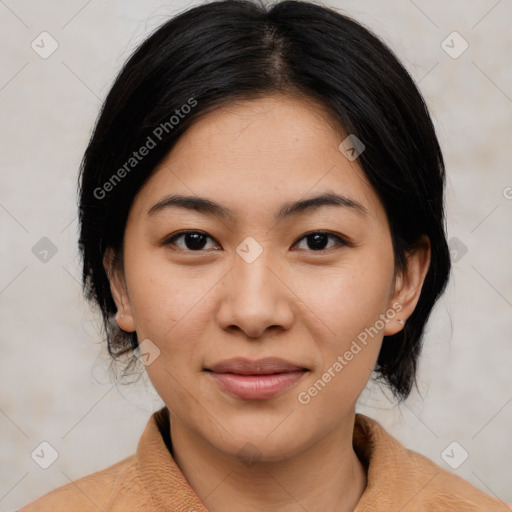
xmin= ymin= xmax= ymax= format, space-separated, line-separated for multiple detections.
xmin=291 ymin=249 xmax=394 ymax=404
xmin=297 ymin=251 xmax=395 ymax=342
xmin=122 ymin=247 xmax=220 ymax=377
xmin=124 ymin=241 xmax=204 ymax=330
xmin=292 ymin=278 xmax=389 ymax=418
xmin=126 ymin=260 xmax=213 ymax=414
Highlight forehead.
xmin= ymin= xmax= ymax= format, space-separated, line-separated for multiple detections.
xmin=131 ymin=95 xmax=385 ymax=224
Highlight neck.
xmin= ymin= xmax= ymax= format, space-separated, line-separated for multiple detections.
xmin=169 ymin=413 xmax=367 ymax=512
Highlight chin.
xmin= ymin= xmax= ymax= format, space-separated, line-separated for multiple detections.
xmin=204 ymin=416 xmax=312 ymax=462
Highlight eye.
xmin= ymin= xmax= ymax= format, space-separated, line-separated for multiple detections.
xmin=292 ymin=231 xmax=349 ymax=252
xmin=164 ymin=231 xmax=219 ymax=252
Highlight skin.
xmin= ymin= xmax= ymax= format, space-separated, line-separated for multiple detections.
xmin=107 ymin=94 xmax=431 ymax=512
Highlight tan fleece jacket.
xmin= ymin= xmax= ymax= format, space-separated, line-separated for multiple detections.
xmin=19 ymin=407 xmax=510 ymax=511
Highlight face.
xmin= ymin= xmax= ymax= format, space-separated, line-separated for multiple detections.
xmin=109 ymin=95 xmax=427 ymax=462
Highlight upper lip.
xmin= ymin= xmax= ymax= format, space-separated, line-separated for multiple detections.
xmin=206 ymin=357 xmax=308 ymax=375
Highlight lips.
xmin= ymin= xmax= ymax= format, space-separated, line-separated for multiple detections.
xmin=205 ymin=358 xmax=309 ymax=400
xmin=207 ymin=357 xmax=307 ymax=375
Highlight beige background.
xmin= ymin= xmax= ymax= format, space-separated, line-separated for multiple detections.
xmin=1 ymin=0 xmax=511 ymax=509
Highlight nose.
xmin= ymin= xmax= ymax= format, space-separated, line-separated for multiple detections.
xmin=216 ymin=250 xmax=295 ymax=339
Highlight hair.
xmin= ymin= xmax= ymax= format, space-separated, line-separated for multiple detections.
xmin=78 ymin=0 xmax=451 ymax=401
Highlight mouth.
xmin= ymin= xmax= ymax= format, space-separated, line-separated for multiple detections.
xmin=204 ymin=357 xmax=309 ymax=400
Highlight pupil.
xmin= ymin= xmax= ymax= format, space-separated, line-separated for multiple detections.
xmin=308 ymin=233 xmax=328 ymax=250
xmin=186 ymin=232 xmax=207 ymax=250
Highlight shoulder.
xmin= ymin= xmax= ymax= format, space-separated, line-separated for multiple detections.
xmin=18 ymin=454 xmax=146 ymax=512
xmin=398 ymin=445 xmax=508 ymax=511
xmin=354 ymin=413 xmax=511 ymax=512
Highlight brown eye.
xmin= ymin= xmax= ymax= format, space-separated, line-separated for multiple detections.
xmin=293 ymin=231 xmax=348 ymax=252
xmin=165 ymin=231 xmax=218 ymax=251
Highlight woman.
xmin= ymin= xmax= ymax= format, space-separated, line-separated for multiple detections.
xmin=20 ymin=0 xmax=507 ymax=510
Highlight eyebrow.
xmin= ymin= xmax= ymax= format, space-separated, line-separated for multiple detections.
xmin=147 ymin=191 xmax=369 ymax=221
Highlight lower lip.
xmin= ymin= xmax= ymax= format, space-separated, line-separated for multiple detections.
xmin=208 ymin=371 xmax=306 ymax=400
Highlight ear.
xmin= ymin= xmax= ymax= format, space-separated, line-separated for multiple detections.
xmin=384 ymin=236 xmax=431 ymax=336
xmin=103 ymin=248 xmax=136 ymax=333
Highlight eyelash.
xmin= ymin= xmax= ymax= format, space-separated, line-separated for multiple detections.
xmin=163 ymin=230 xmax=352 ymax=254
